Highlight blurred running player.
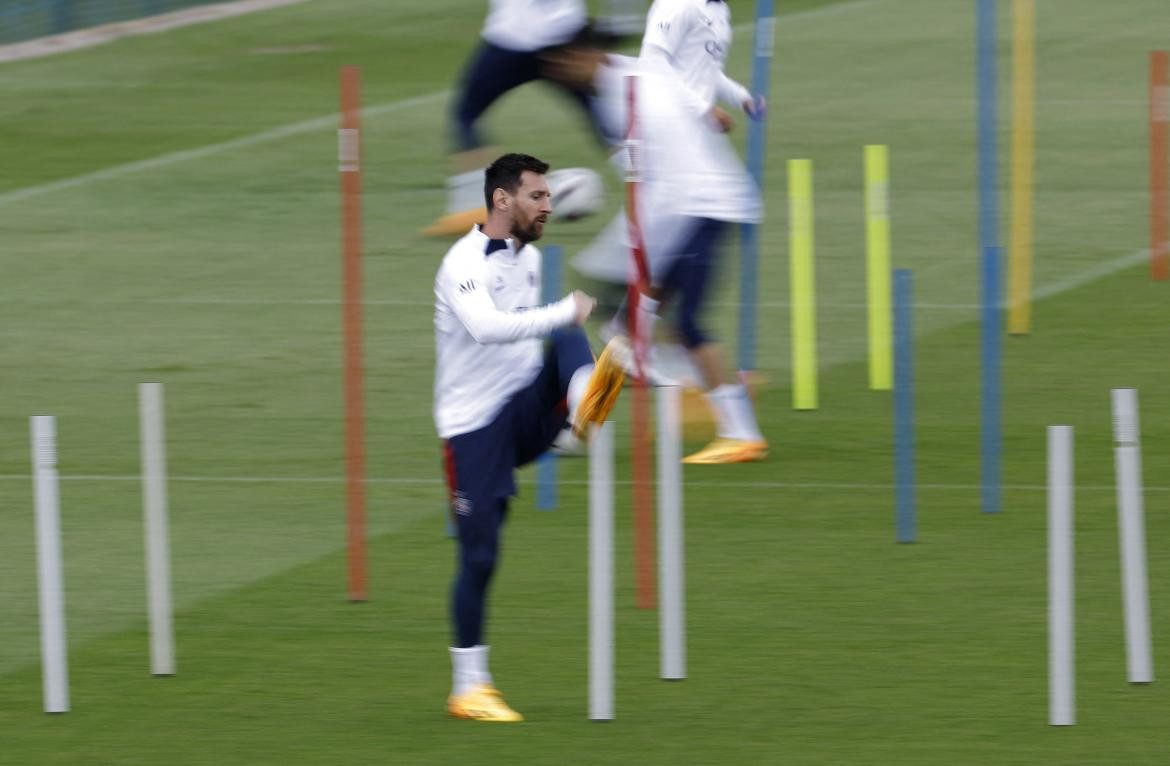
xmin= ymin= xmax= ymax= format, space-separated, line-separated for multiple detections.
xmin=423 ymin=0 xmax=643 ymax=237
xmin=546 ymin=39 xmax=768 ymax=465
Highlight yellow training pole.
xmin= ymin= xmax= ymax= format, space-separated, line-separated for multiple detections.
xmin=789 ymin=158 xmax=818 ymax=410
xmin=1008 ymin=0 xmax=1035 ymax=334
xmin=864 ymin=145 xmax=892 ymax=390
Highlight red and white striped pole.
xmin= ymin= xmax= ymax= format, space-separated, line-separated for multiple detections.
xmin=625 ymin=74 xmax=656 ymax=610
xmin=339 ymin=66 xmax=367 ymax=601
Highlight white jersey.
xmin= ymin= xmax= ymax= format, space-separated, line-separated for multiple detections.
xmin=640 ymin=0 xmax=751 ymax=117
xmin=433 ymin=226 xmax=578 ymax=439
xmin=482 ymin=0 xmax=587 ymax=52
xmin=594 ymin=55 xmax=761 ymax=231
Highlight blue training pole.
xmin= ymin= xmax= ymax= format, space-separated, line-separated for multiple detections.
xmin=536 ymin=245 xmax=564 ymax=510
xmin=977 ymin=0 xmax=1002 ymax=513
xmin=737 ymin=0 xmax=775 ymax=374
xmin=894 ymin=269 xmax=917 ymax=543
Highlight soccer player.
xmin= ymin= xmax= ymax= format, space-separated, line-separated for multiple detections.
xmin=423 ymin=0 xmax=634 ymax=237
xmin=640 ymin=0 xmax=765 ymax=131
xmin=546 ymin=41 xmax=768 ymax=464
xmin=435 ymin=153 xmax=627 ymax=721
xmin=572 ymin=0 xmax=763 ymax=281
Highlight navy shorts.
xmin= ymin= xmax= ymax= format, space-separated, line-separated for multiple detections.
xmin=658 ymin=217 xmax=727 ymax=349
xmin=451 ymin=40 xmax=615 ymax=151
xmin=441 ymin=328 xmax=593 ymax=533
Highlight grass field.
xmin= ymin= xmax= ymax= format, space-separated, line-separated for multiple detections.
xmin=2 ymin=0 xmax=1169 ymax=762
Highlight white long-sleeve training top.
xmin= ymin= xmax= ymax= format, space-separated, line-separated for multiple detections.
xmin=593 ymin=55 xmax=761 ymax=227
xmin=640 ymin=0 xmax=751 ymax=118
xmin=482 ymin=0 xmax=587 ymax=52
xmin=433 ymin=226 xmax=578 ymax=439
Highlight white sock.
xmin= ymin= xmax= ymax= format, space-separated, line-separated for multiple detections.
xmin=724 ymin=384 xmax=764 ymax=441
xmin=704 ymin=384 xmax=738 ymax=439
xmin=450 ymin=645 xmax=493 ymax=696
xmin=447 ymin=168 xmax=484 ymax=213
xmin=704 ymin=384 xmax=764 ymax=441
xmin=567 ymin=364 xmax=595 ymax=425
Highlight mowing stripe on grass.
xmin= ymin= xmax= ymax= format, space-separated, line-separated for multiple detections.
xmin=0 ymin=0 xmax=314 ymax=63
xmin=0 ymin=0 xmax=887 ymax=208
xmin=0 ymin=90 xmax=449 ymax=207
xmin=1 ymin=248 xmax=1151 ymax=312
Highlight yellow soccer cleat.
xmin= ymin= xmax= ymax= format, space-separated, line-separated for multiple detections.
xmin=571 ymin=336 xmax=629 ymax=439
xmin=421 ymin=207 xmax=488 ymax=238
xmin=447 ymin=684 xmax=524 ymax=722
xmin=682 ymin=437 xmax=769 ymax=465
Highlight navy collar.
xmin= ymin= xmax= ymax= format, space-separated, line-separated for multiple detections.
xmin=477 ymin=224 xmax=515 ymax=256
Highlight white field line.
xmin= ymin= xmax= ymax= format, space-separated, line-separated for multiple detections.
xmin=0 ymin=89 xmax=448 ymax=207
xmin=0 ymin=473 xmax=1163 ymax=493
xmin=1031 ymin=248 xmax=1150 ymax=300
xmin=0 ymin=0 xmax=886 ymax=207
xmin=0 ymin=0 xmax=315 ymax=63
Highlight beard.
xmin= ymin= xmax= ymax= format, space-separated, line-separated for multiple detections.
xmin=511 ymin=216 xmax=546 ymax=244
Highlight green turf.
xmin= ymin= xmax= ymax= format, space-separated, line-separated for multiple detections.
xmin=2 ymin=0 xmax=1169 ymax=762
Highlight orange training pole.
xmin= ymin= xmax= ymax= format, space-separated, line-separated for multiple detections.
xmin=625 ymin=74 xmax=656 ymax=610
xmin=1150 ymin=51 xmax=1169 ymax=281
xmin=339 ymin=66 xmax=368 ymax=601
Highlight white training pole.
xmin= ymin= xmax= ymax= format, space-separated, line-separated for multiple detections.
xmin=32 ymin=415 xmax=69 ymax=714
xmin=139 ymin=383 xmax=176 ymax=676
xmin=1048 ymin=425 xmax=1075 ymax=726
xmin=656 ymin=386 xmax=686 ymax=680
xmin=1111 ymin=388 xmax=1153 ymax=684
xmin=589 ymin=422 xmax=615 ymax=721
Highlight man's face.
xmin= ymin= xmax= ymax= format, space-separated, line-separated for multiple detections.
xmin=507 ymin=170 xmax=553 ymax=243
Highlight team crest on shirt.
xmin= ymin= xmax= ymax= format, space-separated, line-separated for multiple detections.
xmin=493 ymin=275 xmax=506 ymax=293
xmin=452 ymin=491 xmax=472 ymax=517
xmin=527 ymin=271 xmax=536 ymax=287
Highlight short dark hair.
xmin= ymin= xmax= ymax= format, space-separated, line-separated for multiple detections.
xmin=484 ymin=153 xmax=550 ymax=210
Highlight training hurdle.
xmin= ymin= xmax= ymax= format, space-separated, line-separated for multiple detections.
xmin=31 ymin=384 xmax=177 ymax=712
xmin=1046 ymin=388 xmax=1155 ymax=726
xmin=589 ymin=385 xmax=686 ymax=721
